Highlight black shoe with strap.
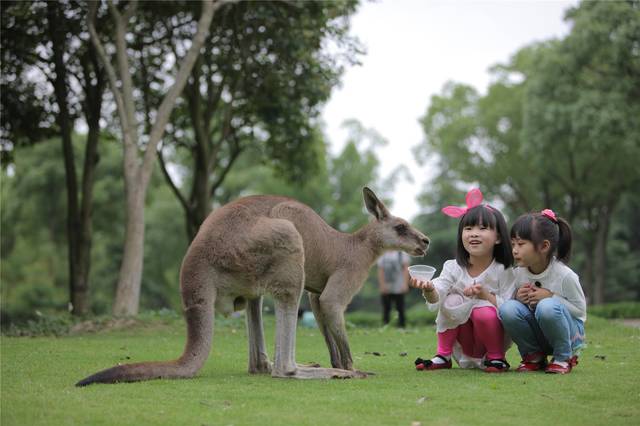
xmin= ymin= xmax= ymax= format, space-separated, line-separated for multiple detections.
xmin=415 ymin=355 xmax=452 ymax=371
xmin=484 ymin=358 xmax=510 ymax=373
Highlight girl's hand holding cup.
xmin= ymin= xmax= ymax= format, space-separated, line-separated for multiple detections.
xmin=409 ymin=277 xmax=435 ymax=293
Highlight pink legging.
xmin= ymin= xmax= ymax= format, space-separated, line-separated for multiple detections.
xmin=437 ymin=306 xmax=505 ymax=360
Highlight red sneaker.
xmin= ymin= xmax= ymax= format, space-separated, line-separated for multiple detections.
xmin=516 ymin=352 xmax=547 ymax=372
xmin=545 ymin=356 xmax=578 ymax=374
xmin=415 ymin=355 xmax=452 ymax=371
xmin=570 ymin=355 xmax=579 ymax=367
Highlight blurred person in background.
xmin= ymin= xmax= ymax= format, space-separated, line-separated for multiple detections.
xmin=378 ymin=251 xmax=410 ymax=328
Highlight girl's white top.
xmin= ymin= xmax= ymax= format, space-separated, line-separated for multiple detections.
xmin=425 ymin=259 xmax=516 ymax=333
xmin=512 ymin=257 xmax=587 ymax=322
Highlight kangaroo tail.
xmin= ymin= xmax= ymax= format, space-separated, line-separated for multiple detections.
xmin=75 ymin=359 xmax=189 ymax=386
xmin=76 ymin=296 xmax=214 ymax=387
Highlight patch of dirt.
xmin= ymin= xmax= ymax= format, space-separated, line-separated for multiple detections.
xmin=617 ymin=319 xmax=640 ymax=328
xmin=69 ymin=318 xmax=143 ymax=334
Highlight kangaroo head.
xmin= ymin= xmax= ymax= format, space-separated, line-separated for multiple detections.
xmin=363 ymin=187 xmax=430 ymax=257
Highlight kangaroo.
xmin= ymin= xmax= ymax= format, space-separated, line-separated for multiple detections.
xmin=76 ymin=187 xmax=429 ymax=385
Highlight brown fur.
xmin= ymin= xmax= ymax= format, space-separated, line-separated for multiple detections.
xmin=76 ymin=187 xmax=429 ymax=385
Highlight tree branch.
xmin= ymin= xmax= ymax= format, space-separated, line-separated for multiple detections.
xmin=208 ymin=102 xmax=234 ymax=169
xmin=204 ymin=70 xmax=225 ymax=130
xmin=141 ymin=0 xmax=222 ymax=189
xmin=109 ymin=0 xmax=139 ymax=174
xmin=209 ymin=134 xmax=243 ymax=198
xmin=157 ymin=143 xmax=190 ymax=214
xmin=87 ymin=1 xmax=131 ymax=150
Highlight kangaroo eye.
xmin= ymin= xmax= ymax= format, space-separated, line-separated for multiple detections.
xmin=394 ymin=224 xmax=408 ymax=235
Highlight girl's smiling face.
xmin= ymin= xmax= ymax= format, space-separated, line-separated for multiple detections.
xmin=462 ymin=224 xmax=499 ymax=260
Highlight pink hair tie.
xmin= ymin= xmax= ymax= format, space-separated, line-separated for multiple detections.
xmin=541 ymin=209 xmax=557 ymax=223
xmin=441 ymin=188 xmax=484 ymax=218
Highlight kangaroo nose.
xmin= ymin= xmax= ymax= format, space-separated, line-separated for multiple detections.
xmin=422 ymin=237 xmax=430 ymax=247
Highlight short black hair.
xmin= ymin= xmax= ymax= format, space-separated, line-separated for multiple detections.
xmin=456 ymin=205 xmax=513 ymax=268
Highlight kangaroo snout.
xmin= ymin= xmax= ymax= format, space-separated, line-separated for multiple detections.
xmin=422 ymin=237 xmax=430 ymax=250
xmin=416 ymin=235 xmax=430 ymax=256
xmin=410 ymin=234 xmax=430 ymax=257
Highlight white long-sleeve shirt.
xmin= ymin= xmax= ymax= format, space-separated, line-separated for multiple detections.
xmin=512 ymin=257 xmax=587 ymax=323
xmin=426 ymin=259 xmax=516 ymax=333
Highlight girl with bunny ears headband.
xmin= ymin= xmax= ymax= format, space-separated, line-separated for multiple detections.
xmin=410 ymin=188 xmax=514 ymax=373
xmin=442 ymin=188 xmax=513 ymax=269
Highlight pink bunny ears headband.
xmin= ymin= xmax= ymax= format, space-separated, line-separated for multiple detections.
xmin=441 ymin=188 xmax=492 ymax=218
xmin=442 ymin=188 xmax=558 ymax=223
xmin=441 ymin=188 xmax=559 ymax=223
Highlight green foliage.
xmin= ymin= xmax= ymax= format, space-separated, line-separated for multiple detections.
xmin=0 ymin=135 xmax=188 ymax=322
xmin=1 ymin=140 xmax=72 ymax=322
xmin=345 ymin=304 xmax=437 ymax=328
xmin=127 ymin=1 xmax=364 ymax=239
xmin=588 ymin=302 xmax=640 ymax=320
xmin=523 ymin=1 xmax=640 ymax=205
xmin=1 ymin=309 xmax=184 ymax=337
xmin=1 ymin=317 xmax=639 ymax=425
xmin=216 ymin=119 xmax=388 ymax=232
xmin=0 ymin=1 xmax=58 ymax=163
xmin=2 ymin=312 xmax=76 ymax=337
xmin=1 ymin=113 xmax=398 ymax=324
xmin=521 ymin=1 xmax=640 ymax=303
xmin=141 ymin=182 xmax=189 ymax=312
xmin=417 ymin=0 xmax=640 ymax=303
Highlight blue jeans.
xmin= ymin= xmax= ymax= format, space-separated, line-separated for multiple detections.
xmin=499 ymin=298 xmax=585 ymax=362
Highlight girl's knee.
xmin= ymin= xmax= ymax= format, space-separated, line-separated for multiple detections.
xmin=498 ymin=299 xmax=524 ymax=321
xmin=534 ymin=298 xmax=560 ymax=321
xmin=472 ymin=307 xmax=498 ymax=324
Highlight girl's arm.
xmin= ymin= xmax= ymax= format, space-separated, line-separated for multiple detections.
xmin=431 ymin=260 xmax=457 ymax=303
xmin=554 ymin=272 xmax=587 ymax=320
xmin=468 ymin=284 xmax=498 ymax=306
xmin=469 ymin=266 xmax=515 ymax=307
xmin=413 ymin=260 xmax=457 ymax=308
xmin=495 ymin=267 xmax=517 ymax=306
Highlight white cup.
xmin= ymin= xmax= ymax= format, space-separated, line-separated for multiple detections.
xmin=408 ymin=265 xmax=437 ymax=281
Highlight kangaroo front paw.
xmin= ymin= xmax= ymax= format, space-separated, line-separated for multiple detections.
xmin=327 ymin=368 xmax=368 ymax=379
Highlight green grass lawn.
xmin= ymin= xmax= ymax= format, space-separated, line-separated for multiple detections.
xmin=2 ymin=315 xmax=639 ymax=426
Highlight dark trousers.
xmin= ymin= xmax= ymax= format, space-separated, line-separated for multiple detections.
xmin=381 ymin=293 xmax=406 ymax=328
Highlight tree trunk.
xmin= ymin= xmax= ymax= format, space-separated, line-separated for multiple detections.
xmin=89 ymin=0 xmax=219 ymax=316
xmin=113 ymin=188 xmax=146 ymax=315
xmin=581 ymin=240 xmax=594 ymax=305
xmin=188 ymin=155 xmax=211 ymax=240
xmin=48 ymin=2 xmax=86 ymax=315
xmin=592 ymin=205 xmax=612 ymax=305
xmin=74 ymin=47 xmax=105 ymax=315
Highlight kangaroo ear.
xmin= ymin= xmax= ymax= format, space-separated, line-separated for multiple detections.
xmin=363 ymin=187 xmax=390 ymax=220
